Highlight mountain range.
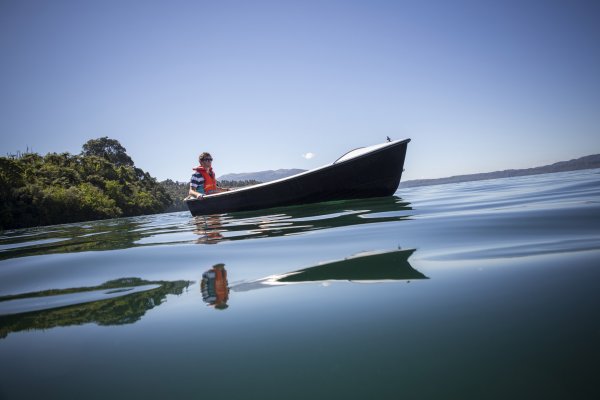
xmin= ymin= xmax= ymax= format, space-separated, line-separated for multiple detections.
xmin=399 ymin=154 xmax=600 ymax=187
xmin=218 ymin=154 xmax=600 ymax=187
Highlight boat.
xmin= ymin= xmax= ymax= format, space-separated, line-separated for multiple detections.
xmin=185 ymin=138 xmax=410 ymax=216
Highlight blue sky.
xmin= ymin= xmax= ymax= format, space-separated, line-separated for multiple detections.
xmin=1 ymin=0 xmax=599 ymax=182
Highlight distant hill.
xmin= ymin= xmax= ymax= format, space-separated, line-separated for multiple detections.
xmin=214 ymin=154 xmax=600 ymax=190
xmin=219 ymin=169 xmax=306 ymax=183
xmin=399 ymin=154 xmax=600 ymax=188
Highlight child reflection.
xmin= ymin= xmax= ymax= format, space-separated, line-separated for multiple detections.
xmin=193 ymin=215 xmax=224 ymax=244
xmin=201 ymin=263 xmax=229 ymax=310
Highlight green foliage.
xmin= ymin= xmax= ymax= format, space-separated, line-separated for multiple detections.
xmin=0 ymin=138 xmax=172 ymax=230
xmin=159 ymin=179 xmax=189 ymax=212
xmin=81 ymin=137 xmax=134 ymax=166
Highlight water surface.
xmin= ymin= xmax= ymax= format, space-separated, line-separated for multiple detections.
xmin=1 ymin=169 xmax=599 ymax=399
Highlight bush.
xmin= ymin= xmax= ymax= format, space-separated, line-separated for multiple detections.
xmin=0 ymin=138 xmax=173 ymax=230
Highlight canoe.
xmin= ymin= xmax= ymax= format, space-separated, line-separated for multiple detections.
xmin=185 ymin=138 xmax=410 ymax=216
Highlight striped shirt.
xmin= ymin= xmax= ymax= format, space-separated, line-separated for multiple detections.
xmin=190 ymin=172 xmax=205 ymax=194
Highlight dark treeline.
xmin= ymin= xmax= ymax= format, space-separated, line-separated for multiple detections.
xmin=0 ymin=137 xmax=171 ymax=230
xmin=160 ymin=179 xmax=262 ymax=212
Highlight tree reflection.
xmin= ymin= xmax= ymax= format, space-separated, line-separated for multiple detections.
xmin=0 ymin=277 xmax=193 ymax=339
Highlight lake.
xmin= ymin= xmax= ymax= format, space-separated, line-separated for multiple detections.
xmin=1 ymin=169 xmax=599 ymax=399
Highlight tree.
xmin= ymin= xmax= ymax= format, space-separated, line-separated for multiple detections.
xmin=81 ymin=137 xmax=134 ymax=167
xmin=0 ymin=137 xmax=174 ymax=230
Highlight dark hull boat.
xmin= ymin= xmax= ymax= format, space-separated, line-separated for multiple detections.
xmin=186 ymin=138 xmax=410 ymax=216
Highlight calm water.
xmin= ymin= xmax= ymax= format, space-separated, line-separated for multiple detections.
xmin=1 ymin=169 xmax=599 ymax=399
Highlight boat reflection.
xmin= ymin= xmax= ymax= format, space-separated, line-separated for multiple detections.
xmin=193 ymin=196 xmax=412 ymax=243
xmin=232 ymin=248 xmax=427 ymax=292
xmin=0 ymin=196 xmax=411 ymax=261
xmin=0 ymin=278 xmax=193 ymax=339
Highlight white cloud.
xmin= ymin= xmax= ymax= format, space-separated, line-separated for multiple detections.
xmin=302 ymin=152 xmax=315 ymax=160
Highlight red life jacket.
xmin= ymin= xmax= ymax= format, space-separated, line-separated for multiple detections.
xmin=193 ymin=166 xmax=217 ymax=194
xmin=213 ymin=267 xmax=228 ymax=305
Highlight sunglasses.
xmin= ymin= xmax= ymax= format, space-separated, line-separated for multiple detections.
xmin=202 ymin=158 xmax=213 ymax=162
